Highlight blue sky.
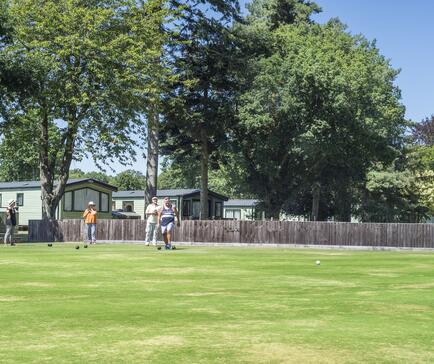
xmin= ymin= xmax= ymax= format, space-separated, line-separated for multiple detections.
xmin=310 ymin=0 xmax=434 ymax=123
xmin=74 ymin=0 xmax=433 ymax=173
xmin=240 ymin=0 xmax=433 ymax=121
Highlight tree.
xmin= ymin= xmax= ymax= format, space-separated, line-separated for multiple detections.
xmin=246 ymin=0 xmax=321 ymax=30
xmin=408 ymin=147 xmax=434 ymax=219
xmin=69 ymin=168 xmax=145 ymax=190
xmin=234 ymin=18 xmax=405 ymax=219
xmin=68 ymin=168 xmax=110 ymax=183
xmin=356 ymin=115 xmax=434 ymax=223
xmin=144 ymin=109 xmax=160 ymax=207
xmin=158 ymin=154 xmax=252 ymax=198
xmin=0 ymin=111 xmax=44 ymax=181
xmin=143 ymin=1 xmax=181 ymax=209
xmin=412 ymin=115 xmax=434 ymax=146
xmin=357 ymin=162 xmax=430 ymax=223
xmin=1 ymin=13 xmax=54 ymax=182
xmin=408 ymin=115 xmax=434 ymax=218
xmin=0 ymin=0 xmax=174 ymax=219
xmin=225 ymin=0 xmax=322 ymax=218
xmin=158 ymin=157 xmax=201 ymax=190
xmin=110 ymin=169 xmax=146 ymax=191
xmin=160 ymin=0 xmax=241 ymax=219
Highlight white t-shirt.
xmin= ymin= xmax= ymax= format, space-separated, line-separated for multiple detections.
xmin=145 ymin=203 xmax=159 ymax=224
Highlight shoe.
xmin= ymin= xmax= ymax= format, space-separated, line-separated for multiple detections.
xmin=145 ymin=242 xmax=150 ymax=246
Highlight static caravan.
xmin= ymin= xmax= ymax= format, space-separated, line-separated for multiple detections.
xmin=0 ymin=179 xmax=117 ymax=225
xmin=112 ymin=189 xmax=229 ymax=221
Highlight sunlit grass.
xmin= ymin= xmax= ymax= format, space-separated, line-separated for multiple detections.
xmin=1 ymin=244 xmax=433 ymax=363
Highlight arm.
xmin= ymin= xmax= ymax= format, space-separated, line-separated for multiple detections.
xmin=83 ymin=209 xmax=90 ymax=218
xmin=174 ymin=207 xmax=180 ymax=227
xmin=157 ymin=208 xmax=162 ymax=225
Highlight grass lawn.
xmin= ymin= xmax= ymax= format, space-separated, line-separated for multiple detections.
xmin=1 ymin=244 xmax=434 ymax=363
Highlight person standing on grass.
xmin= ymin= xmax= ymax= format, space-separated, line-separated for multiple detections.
xmin=157 ymin=197 xmax=180 ymax=250
xmin=83 ymin=201 xmax=97 ymax=244
xmin=4 ymin=199 xmax=17 ymax=246
xmin=145 ymin=196 xmax=159 ymax=246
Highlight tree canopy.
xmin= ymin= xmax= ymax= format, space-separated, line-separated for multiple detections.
xmin=1 ymin=0 xmax=430 ymax=223
xmin=232 ymin=18 xmax=405 ymax=219
xmin=0 ymin=0 xmax=175 ymax=218
xmin=160 ymin=0 xmax=241 ymax=217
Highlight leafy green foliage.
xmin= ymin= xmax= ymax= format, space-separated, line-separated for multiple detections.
xmin=0 ymin=0 xmax=175 ymax=217
xmin=0 ymin=110 xmax=61 ymax=181
xmin=407 ymin=144 xmax=434 ymax=218
xmin=158 ymin=155 xmax=252 ymax=198
xmin=246 ymin=0 xmax=321 ymax=29
xmin=68 ymin=169 xmax=110 ymax=183
xmin=160 ymin=0 xmax=241 ymax=217
xmin=158 ymin=157 xmax=201 ymax=190
xmin=110 ymin=169 xmax=146 ymax=191
xmin=412 ymin=115 xmax=434 ymax=146
xmin=234 ymin=19 xmax=405 ymax=219
xmin=358 ymin=163 xmax=429 ymax=223
xmin=69 ymin=168 xmax=145 ymax=190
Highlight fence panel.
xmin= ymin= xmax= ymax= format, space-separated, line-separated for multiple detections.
xmin=223 ymin=220 xmax=241 ymax=243
xmin=28 ymin=219 xmax=434 ymax=248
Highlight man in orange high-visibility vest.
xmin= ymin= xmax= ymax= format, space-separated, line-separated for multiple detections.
xmin=83 ymin=201 xmax=97 ymax=244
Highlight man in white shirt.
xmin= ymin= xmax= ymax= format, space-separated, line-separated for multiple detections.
xmin=145 ymin=196 xmax=159 ymax=246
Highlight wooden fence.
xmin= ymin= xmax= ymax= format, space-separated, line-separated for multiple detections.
xmin=28 ymin=219 xmax=434 ymax=248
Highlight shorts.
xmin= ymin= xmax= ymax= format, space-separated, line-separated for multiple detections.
xmin=160 ymin=222 xmax=174 ymax=234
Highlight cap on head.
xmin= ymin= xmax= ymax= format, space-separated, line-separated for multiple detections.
xmin=88 ymin=201 xmax=95 ymax=206
xmin=8 ymin=199 xmax=16 ymax=206
xmin=152 ymin=196 xmax=158 ymax=201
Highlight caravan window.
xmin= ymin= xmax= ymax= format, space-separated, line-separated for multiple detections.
xmin=87 ymin=189 xmax=100 ymax=209
xmin=100 ymin=192 xmax=109 ymax=212
xmin=225 ymin=209 xmax=241 ymax=220
xmin=16 ymin=193 xmax=24 ymax=206
xmin=182 ymin=200 xmax=191 ymax=216
xmin=192 ymin=201 xmax=200 ymax=218
xmin=74 ymin=189 xmax=87 ymax=210
xmin=63 ymin=188 xmax=110 ymax=212
xmin=215 ymin=202 xmax=223 ymax=218
xmin=64 ymin=191 xmax=73 ymax=211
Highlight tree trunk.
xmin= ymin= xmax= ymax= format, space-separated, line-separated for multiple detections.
xmin=263 ymin=192 xmax=280 ymax=220
xmin=335 ymin=182 xmax=352 ymax=222
xmin=39 ymin=104 xmax=55 ymax=220
xmin=200 ymin=128 xmax=209 ymax=220
xmin=145 ymin=110 xmax=159 ymax=209
xmin=39 ymin=104 xmax=77 ymax=220
xmin=311 ymin=182 xmax=321 ymax=221
xmin=41 ymin=189 xmax=57 ymax=220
